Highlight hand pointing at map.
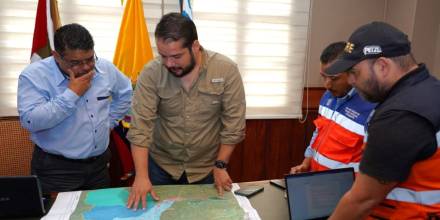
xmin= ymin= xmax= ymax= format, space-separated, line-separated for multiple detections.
xmin=127 ymin=146 xmax=160 ymax=210
xmin=127 ymin=177 xmax=159 ymax=210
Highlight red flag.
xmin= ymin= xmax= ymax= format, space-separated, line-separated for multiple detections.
xmin=30 ymin=0 xmax=61 ymax=62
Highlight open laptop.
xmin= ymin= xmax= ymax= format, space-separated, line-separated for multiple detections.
xmin=0 ymin=175 xmax=46 ymax=218
xmin=285 ymin=167 xmax=354 ymax=220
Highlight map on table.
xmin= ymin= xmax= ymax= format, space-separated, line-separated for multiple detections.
xmin=55 ymin=184 xmax=245 ymax=220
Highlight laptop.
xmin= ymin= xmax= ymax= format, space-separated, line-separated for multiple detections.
xmin=285 ymin=168 xmax=354 ymax=220
xmin=0 ymin=175 xmax=46 ymax=218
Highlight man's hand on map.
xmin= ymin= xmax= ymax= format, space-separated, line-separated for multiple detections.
xmin=127 ymin=177 xmax=160 ymax=210
xmin=213 ymin=168 xmax=233 ymax=196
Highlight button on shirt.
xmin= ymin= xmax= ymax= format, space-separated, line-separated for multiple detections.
xmin=17 ymin=56 xmax=132 ymax=159
xmin=127 ymin=49 xmax=246 ymax=182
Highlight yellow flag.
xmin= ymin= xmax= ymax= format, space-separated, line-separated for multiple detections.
xmin=113 ymin=0 xmax=153 ymax=83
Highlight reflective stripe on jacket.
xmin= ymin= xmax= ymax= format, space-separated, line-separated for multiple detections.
xmin=310 ymin=89 xmax=375 ymax=172
xmin=368 ymin=136 xmax=440 ymax=220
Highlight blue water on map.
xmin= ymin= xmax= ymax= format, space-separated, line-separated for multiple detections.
xmin=82 ymin=188 xmax=174 ymax=220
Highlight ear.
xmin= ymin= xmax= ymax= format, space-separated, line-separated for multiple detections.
xmin=52 ymin=50 xmax=61 ymax=60
xmin=374 ymin=57 xmax=392 ymax=78
xmin=192 ymin=40 xmax=200 ymax=52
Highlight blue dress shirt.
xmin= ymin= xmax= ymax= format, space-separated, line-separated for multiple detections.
xmin=17 ymin=56 xmax=132 ymax=159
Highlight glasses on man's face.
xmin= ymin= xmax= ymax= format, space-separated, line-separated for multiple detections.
xmin=60 ymin=53 xmax=98 ymax=69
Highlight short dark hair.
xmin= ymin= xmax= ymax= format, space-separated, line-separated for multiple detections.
xmin=320 ymin=41 xmax=346 ymax=64
xmin=389 ymin=53 xmax=417 ymax=71
xmin=154 ymin=12 xmax=198 ymax=48
xmin=54 ymin=23 xmax=94 ymax=55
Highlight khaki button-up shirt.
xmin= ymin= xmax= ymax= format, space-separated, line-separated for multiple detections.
xmin=127 ymin=49 xmax=246 ymax=182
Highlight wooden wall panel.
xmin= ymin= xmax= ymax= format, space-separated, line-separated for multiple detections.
xmin=228 ymin=88 xmax=325 ymax=182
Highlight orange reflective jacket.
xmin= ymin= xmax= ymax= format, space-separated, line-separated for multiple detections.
xmin=309 ymin=90 xmax=374 ymax=172
xmin=368 ymin=139 xmax=440 ymax=220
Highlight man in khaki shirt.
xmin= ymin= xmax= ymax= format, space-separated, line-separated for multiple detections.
xmin=126 ymin=13 xmax=246 ymax=210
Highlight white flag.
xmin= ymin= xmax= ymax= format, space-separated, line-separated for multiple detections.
xmin=182 ymin=0 xmax=193 ymax=20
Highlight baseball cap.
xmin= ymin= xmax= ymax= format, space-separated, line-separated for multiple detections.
xmin=325 ymin=21 xmax=411 ymax=75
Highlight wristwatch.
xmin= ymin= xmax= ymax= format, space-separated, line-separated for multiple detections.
xmin=214 ymin=160 xmax=228 ymax=169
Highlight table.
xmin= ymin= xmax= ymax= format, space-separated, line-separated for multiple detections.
xmin=239 ymin=180 xmax=289 ymax=220
xmin=20 ymin=180 xmax=289 ymax=220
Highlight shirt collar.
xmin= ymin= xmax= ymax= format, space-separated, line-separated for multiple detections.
xmin=199 ymin=47 xmax=209 ymax=75
xmin=335 ymin=87 xmax=355 ymax=101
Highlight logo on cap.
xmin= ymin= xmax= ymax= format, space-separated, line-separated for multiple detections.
xmin=363 ymin=45 xmax=382 ymax=55
xmin=344 ymin=42 xmax=354 ymax=54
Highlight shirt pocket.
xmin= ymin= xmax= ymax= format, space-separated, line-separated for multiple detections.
xmin=197 ymin=83 xmax=224 ymax=118
xmin=158 ymin=88 xmax=181 ymax=117
xmin=328 ymin=127 xmax=360 ymax=148
xmin=95 ymin=90 xmax=112 ymax=127
xmin=313 ymin=116 xmax=329 ymax=131
xmin=325 ymin=126 xmax=363 ymax=163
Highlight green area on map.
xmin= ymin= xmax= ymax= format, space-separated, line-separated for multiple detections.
xmin=69 ymin=184 xmax=245 ymax=220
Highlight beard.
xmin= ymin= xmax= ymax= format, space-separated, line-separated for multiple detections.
xmin=167 ymin=49 xmax=196 ymax=78
xmin=356 ymin=66 xmax=388 ymax=103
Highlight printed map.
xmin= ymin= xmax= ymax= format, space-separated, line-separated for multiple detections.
xmin=68 ymin=185 xmax=245 ymax=220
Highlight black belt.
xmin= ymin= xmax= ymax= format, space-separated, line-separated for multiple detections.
xmin=35 ymin=145 xmax=107 ymax=163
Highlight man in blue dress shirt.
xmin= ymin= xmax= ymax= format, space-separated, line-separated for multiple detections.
xmin=17 ymin=23 xmax=132 ymax=194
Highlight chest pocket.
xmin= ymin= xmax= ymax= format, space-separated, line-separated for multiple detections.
xmin=327 ymin=126 xmax=362 ymax=148
xmin=197 ymin=83 xmax=224 ymax=118
xmin=325 ymin=125 xmax=363 ymax=163
xmin=93 ymin=85 xmax=112 ymax=127
xmin=158 ymin=88 xmax=181 ymax=117
xmin=314 ymin=116 xmax=330 ymax=131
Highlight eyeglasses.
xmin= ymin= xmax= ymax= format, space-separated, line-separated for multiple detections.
xmin=320 ymin=71 xmax=341 ymax=81
xmin=60 ymin=53 xmax=98 ymax=69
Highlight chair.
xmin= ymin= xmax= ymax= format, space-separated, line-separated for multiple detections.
xmin=0 ymin=117 xmax=34 ymax=176
xmin=108 ymin=123 xmax=135 ymax=186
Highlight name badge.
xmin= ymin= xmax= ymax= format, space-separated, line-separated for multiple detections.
xmin=211 ymin=78 xmax=224 ymax=83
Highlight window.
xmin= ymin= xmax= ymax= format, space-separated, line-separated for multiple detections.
xmin=0 ymin=0 xmax=178 ymax=117
xmin=193 ymin=0 xmax=310 ymax=118
xmin=0 ymin=0 xmax=310 ymax=119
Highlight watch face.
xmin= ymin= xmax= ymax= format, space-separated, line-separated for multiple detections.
xmin=215 ymin=160 xmax=227 ymax=169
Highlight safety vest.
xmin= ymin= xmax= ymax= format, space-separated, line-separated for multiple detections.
xmin=310 ymin=89 xmax=375 ymax=172
xmin=366 ymin=65 xmax=440 ymax=219
xmin=368 ymin=132 xmax=440 ymax=219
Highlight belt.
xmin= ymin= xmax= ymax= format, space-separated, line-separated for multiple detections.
xmin=35 ymin=145 xmax=107 ymax=163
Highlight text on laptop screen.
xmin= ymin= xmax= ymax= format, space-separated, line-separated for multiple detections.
xmin=286 ymin=168 xmax=354 ymax=220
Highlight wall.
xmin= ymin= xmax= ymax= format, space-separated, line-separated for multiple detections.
xmin=384 ymin=0 xmax=417 ymax=39
xmin=435 ymin=25 xmax=440 ymax=77
xmin=228 ymin=88 xmax=325 ymax=182
xmin=306 ymin=0 xmax=440 ymax=85
xmin=306 ymin=0 xmax=386 ymax=87
xmin=410 ymin=0 xmax=440 ymax=76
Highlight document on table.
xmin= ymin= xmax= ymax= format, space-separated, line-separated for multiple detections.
xmin=232 ymin=183 xmax=262 ymax=220
xmin=41 ymin=191 xmax=81 ymax=220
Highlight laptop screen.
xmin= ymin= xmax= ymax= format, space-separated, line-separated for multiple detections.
xmin=285 ymin=168 xmax=354 ymax=220
xmin=0 ymin=175 xmax=46 ymax=218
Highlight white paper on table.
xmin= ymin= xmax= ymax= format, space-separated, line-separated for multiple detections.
xmin=41 ymin=191 xmax=82 ymax=220
xmin=232 ymin=183 xmax=262 ymax=220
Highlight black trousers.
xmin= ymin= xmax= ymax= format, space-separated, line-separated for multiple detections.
xmin=31 ymin=145 xmax=111 ymax=194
